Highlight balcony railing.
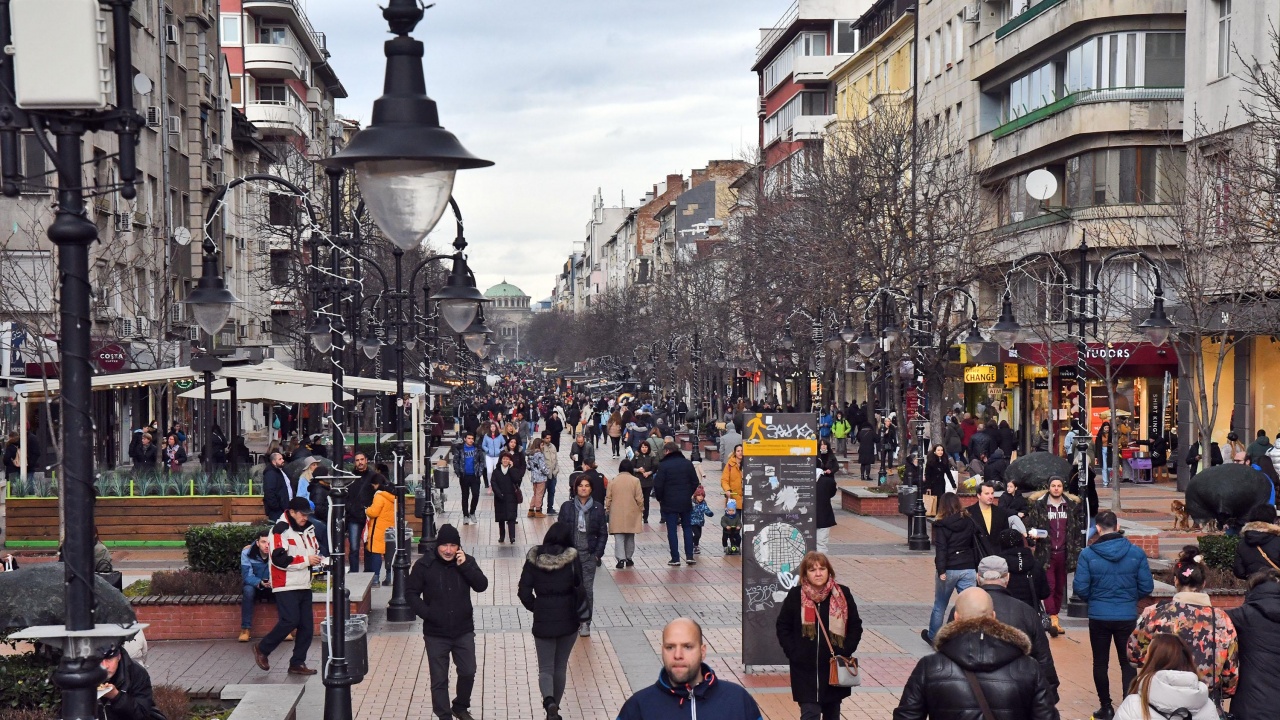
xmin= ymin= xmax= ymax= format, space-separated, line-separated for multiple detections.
xmin=757 ymin=0 xmax=800 ymax=62
xmin=991 ymin=87 xmax=1184 ymax=140
xmin=995 ymin=0 xmax=1066 ymax=40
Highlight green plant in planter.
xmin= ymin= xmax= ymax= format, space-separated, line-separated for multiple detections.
xmin=1198 ymin=534 xmax=1240 ymax=572
xmin=0 ymin=648 xmax=58 ymax=711
xmin=185 ymin=523 xmax=271 ymax=575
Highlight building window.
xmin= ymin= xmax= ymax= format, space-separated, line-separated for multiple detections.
xmin=835 ymin=21 xmax=858 ymax=54
xmin=220 ymin=15 xmax=240 ymax=45
xmin=229 ymin=76 xmax=242 ymax=105
xmin=258 ymin=25 xmax=287 ymax=45
xmin=0 ymin=252 xmax=55 ymax=313
xmin=19 ymin=133 xmax=48 ymax=194
xmin=257 ymin=84 xmax=289 ymax=104
xmin=954 ymin=15 xmax=964 ymax=63
xmin=1061 ymin=146 xmax=1185 ymax=209
xmin=762 ymin=31 xmax=831 ymax=92
xmin=1217 ymin=0 xmax=1232 ymax=78
xmin=269 ymin=251 xmax=291 ymax=286
xmin=267 ymin=193 xmax=296 ymax=226
xmin=270 ymin=311 xmax=291 ymax=345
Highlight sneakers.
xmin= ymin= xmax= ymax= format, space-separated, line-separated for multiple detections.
xmin=1091 ymin=706 xmax=1115 ymax=720
xmin=453 ymin=710 xmax=476 ymax=720
xmin=238 ymin=628 xmax=251 ymax=643
xmin=685 ymin=558 xmax=697 ymax=566
xmin=668 ymin=559 xmax=682 ymax=567
xmin=546 ymin=507 xmax=557 ymax=516
xmin=578 ymin=622 xmax=591 ymax=637
xmin=252 ymin=643 xmax=269 ymax=671
xmin=919 ymin=629 xmax=932 ymax=645
xmin=616 ymin=560 xmax=626 ymax=569
xmin=287 ymin=664 xmax=317 ymax=676
xmin=625 ymin=559 xmax=634 ymax=567
xmin=693 ymin=546 xmax=701 ymax=555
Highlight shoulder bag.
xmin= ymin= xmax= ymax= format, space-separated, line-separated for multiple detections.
xmin=963 ymin=670 xmax=997 ymax=720
xmin=815 ymin=607 xmax=860 ymax=687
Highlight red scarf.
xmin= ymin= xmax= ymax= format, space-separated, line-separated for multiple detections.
xmin=800 ymin=578 xmax=848 ymax=645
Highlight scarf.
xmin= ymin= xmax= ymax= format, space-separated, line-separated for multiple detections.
xmin=575 ymin=497 xmax=594 ymax=533
xmin=800 ymin=578 xmax=848 ymax=646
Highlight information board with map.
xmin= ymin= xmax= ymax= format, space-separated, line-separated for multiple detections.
xmin=741 ymin=413 xmax=817 ymax=666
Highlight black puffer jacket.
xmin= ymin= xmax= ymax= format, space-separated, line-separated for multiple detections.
xmin=1233 ymin=522 xmax=1280 ymax=580
xmin=557 ymin=499 xmax=608 ymax=558
xmin=517 ymin=545 xmax=581 ymax=638
xmin=653 ymin=451 xmax=699 ymax=513
xmin=775 ymin=584 xmax=863 ymax=704
xmin=985 ymin=448 xmax=1010 ymax=485
xmin=946 ymin=586 xmax=1059 ymax=706
xmin=816 ymin=474 xmax=837 ymax=530
xmin=999 ymin=545 xmax=1049 ymax=609
xmin=1227 ymin=580 xmax=1280 ymax=720
xmin=405 ymin=542 xmax=489 ymax=638
xmin=892 ymin=616 xmax=1055 ymax=720
xmin=99 ymin=648 xmax=161 ymax=720
xmin=933 ymin=513 xmax=978 ymax=575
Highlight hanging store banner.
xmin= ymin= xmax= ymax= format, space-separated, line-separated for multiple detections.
xmin=742 ymin=412 xmax=817 ymax=666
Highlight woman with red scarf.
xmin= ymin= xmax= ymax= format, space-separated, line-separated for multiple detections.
xmin=776 ymin=552 xmax=864 ymax=720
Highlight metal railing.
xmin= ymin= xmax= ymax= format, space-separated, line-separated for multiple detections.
xmin=757 ymin=0 xmax=800 ymax=62
xmin=991 ymin=87 xmax=1184 ymax=140
xmin=995 ymin=0 xmax=1066 ymax=40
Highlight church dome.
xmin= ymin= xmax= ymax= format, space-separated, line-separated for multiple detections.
xmin=484 ymin=280 xmax=527 ymax=299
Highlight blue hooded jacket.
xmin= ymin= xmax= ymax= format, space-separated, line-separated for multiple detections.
xmin=240 ymin=544 xmax=270 ymax=588
xmin=1072 ymin=531 xmax=1154 ymax=621
xmin=616 ymin=664 xmax=762 ymax=720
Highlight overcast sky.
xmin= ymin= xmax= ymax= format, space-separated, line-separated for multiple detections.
xmin=306 ymin=0 xmax=777 ymax=302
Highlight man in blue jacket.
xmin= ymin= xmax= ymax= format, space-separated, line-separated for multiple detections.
xmin=616 ymin=618 xmax=761 ymax=720
xmin=239 ymin=529 xmax=271 ymax=643
xmin=653 ymin=442 xmax=700 ymax=567
xmin=1072 ymin=510 xmax=1154 ymax=720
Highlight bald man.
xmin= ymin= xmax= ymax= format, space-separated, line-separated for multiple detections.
xmin=616 ymin=618 xmax=762 ymax=719
xmin=893 ymin=589 xmax=1056 ymax=720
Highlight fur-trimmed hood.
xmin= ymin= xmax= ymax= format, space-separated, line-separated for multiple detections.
xmin=933 ymin=615 xmax=1032 ymax=672
xmin=525 ymin=545 xmax=578 ymax=571
xmin=1026 ymin=488 xmax=1080 ymax=504
xmin=1242 ymin=521 xmax=1280 ymax=536
xmin=1241 ymin=521 xmax=1280 ymax=548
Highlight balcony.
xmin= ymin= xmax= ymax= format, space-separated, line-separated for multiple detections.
xmin=245 ymin=101 xmax=307 ymax=137
xmin=989 ymin=205 xmax=1180 ymax=256
xmin=242 ymin=0 xmax=326 ymax=61
xmin=990 ymin=87 xmax=1183 ymax=140
xmin=792 ymin=114 xmax=835 ymax=140
xmin=243 ymin=42 xmax=308 ymax=81
xmin=794 ymin=54 xmax=841 ymax=84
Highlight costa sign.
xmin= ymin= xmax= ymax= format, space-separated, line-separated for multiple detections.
xmin=94 ymin=344 xmax=128 ymax=372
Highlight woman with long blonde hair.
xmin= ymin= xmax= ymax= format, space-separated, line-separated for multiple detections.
xmin=1114 ymin=633 xmax=1219 ymax=720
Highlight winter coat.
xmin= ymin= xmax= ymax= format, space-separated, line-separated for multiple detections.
xmin=943 ymin=424 xmax=964 ymax=456
xmin=718 ymin=425 xmax=742 ymax=460
xmin=945 ymin=585 xmax=1060 ymax=705
xmin=1073 ymin=531 xmax=1155 ymax=621
xmin=1113 ymin=670 xmax=1220 ymax=720
xmin=816 ymin=451 xmax=838 ymax=480
xmin=1233 ymin=521 xmax=1280 ymax=579
xmin=775 ymin=584 xmax=863 ymax=704
xmin=933 ymin=513 xmax=979 ymax=574
xmin=543 ymin=446 xmax=560 ymax=481
xmin=998 ymin=424 xmax=1017 ymax=457
xmin=527 ymin=449 xmax=550 ymax=484
xmin=557 ymin=499 xmax=608 ymax=559
xmin=490 ymin=465 xmax=522 ymax=522
xmin=452 ymin=441 xmax=482 ymax=478
xmin=632 ymin=450 xmax=659 ymax=489
xmin=262 ymin=466 xmax=292 ymax=519
xmin=98 ymin=648 xmax=162 ymax=720
xmin=856 ymin=427 xmax=876 ymax=464
xmin=1227 ymin=581 xmax=1280 ymax=720
xmin=240 ymin=544 xmax=270 ymax=588
xmin=961 ymin=418 xmax=979 ymax=448
xmin=615 ymin=663 xmax=763 ymax=720
xmin=891 ymin=616 xmax=1056 ymax=720
xmin=968 ymin=429 xmax=995 ymax=461
xmin=999 ymin=545 xmax=1050 ymax=608
xmin=1024 ymin=489 xmax=1085 ymax=568
xmin=605 ymin=471 xmax=644 ymax=534
xmin=607 ymin=419 xmax=623 ymax=438
xmin=568 ymin=440 xmax=595 ymax=469
xmin=816 ymin=473 xmax=837 ymax=530
xmin=690 ymin=500 xmax=714 ymax=527
xmin=984 ymin=447 xmax=1010 ymax=485
xmin=517 ymin=545 xmax=581 ymax=639
xmin=966 ymin=502 xmax=1013 ymax=558
xmin=832 ymin=419 xmax=852 ymax=440
xmin=268 ymin=514 xmax=319 ymax=592
xmin=997 ymin=490 xmax=1028 ymax=519
xmin=481 ymin=433 xmax=505 ymax=460
xmin=720 ymin=455 xmax=743 ymax=503
xmin=364 ymin=489 xmax=397 ymax=554
xmin=924 ymin=455 xmax=954 ymax=497
xmin=653 ymin=451 xmax=700 ymax=514
xmin=405 ymin=541 xmax=489 ymax=638
xmin=1128 ymin=592 xmax=1238 ymax=697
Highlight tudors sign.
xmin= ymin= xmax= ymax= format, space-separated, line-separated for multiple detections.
xmin=94 ymin=343 xmax=128 ymax=372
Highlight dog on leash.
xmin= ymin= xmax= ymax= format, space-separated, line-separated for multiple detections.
xmin=1171 ymin=500 xmax=1193 ymax=531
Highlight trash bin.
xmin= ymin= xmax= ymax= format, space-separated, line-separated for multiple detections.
xmin=432 ymin=466 xmax=450 ymax=489
xmin=897 ymin=484 xmax=919 ymax=516
xmin=321 ymin=614 xmax=369 ymax=682
xmin=414 ymin=487 xmax=427 ymax=518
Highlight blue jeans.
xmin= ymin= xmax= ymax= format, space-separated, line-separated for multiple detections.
xmin=241 ymin=583 xmax=268 ymax=628
xmin=664 ymin=510 xmax=694 ymax=562
xmin=545 ymin=475 xmax=557 ymax=511
xmin=347 ymin=521 xmax=365 ymax=572
xmin=927 ymin=569 xmax=976 ymax=639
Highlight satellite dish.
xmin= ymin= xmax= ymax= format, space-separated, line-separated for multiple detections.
xmin=134 ymin=73 xmax=153 ymax=96
xmin=321 ymin=99 xmax=331 ymax=111
xmin=173 ymin=227 xmax=192 ymax=246
xmin=1025 ymin=169 xmax=1058 ymax=202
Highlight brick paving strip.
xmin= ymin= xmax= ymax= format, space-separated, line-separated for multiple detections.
xmin=91 ymin=447 xmax=1186 ymax=719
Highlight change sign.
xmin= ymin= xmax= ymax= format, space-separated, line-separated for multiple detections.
xmin=741 ymin=413 xmax=817 ymax=666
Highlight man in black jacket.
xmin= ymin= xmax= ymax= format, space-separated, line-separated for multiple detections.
xmin=653 ymin=441 xmax=700 ymax=567
xmin=406 ymin=524 xmax=489 ymax=720
xmin=966 ymin=482 xmax=1012 ymax=558
xmin=894 ymin=588 xmax=1055 ymax=720
xmin=96 ymin=645 xmax=161 ymax=720
xmin=262 ymin=451 xmax=292 ymax=520
xmin=948 ymin=556 xmax=1060 ymax=707
xmin=968 ymin=421 xmax=996 ymax=463
xmin=347 ymin=452 xmax=383 ymax=573
xmin=544 ymin=411 xmax=564 ymax=451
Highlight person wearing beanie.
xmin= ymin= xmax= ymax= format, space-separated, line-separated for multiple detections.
xmin=653 ymin=439 xmax=700 ymax=566
xmin=406 ymin=523 xmax=489 ymax=720
xmin=252 ymin=496 xmax=323 ymax=676
xmin=721 ymin=499 xmax=742 ymax=555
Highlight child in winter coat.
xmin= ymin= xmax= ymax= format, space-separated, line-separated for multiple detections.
xmin=721 ymin=499 xmax=742 ymax=555
xmin=690 ymin=486 xmax=714 ymax=555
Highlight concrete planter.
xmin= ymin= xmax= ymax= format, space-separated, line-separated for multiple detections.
xmin=840 ymin=487 xmax=980 ymax=516
xmin=131 ymin=574 xmax=373 ymax=640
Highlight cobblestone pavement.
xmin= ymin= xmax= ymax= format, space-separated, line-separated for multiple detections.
xmin=83 ymin=439 xmax=1188 ymax=718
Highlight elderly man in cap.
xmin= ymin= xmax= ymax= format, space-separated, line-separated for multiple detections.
xmin=948 ymin=555 xmax=1059 ymax=706
xmin=252 ymin=496 xmax=324 ymax=676
xmin=96 ymin=644 xmax=159 ymax=720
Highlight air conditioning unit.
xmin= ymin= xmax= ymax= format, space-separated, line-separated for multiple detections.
xmin=209 ymin=144 xmax=223 ymax=160
xmin=132 ymin=210 xmax=149 ymax=226
xmin=166 ymin=116 xmax=181 ymax=135
xmin=117 ymin=318 xmax=135 ymax=338
xmin=963 ymin=3 xmax=981 ymax=22
xmin=113 ymin=213 xmax=132 ymax=233
xmin=188 ymin=325 xmax=200 ymax=341
xmin=212 ymin=170 xmax=225 ymax=186
xmin=134 ymin=317 xmax=150 ymax=336
xmin=93 ymin=304 xmax=116 ymax=322
xmin=170 ymin=302 xmax=185 ymax=324
xmin=165 ymin=23 xmax=180 ymax=45
xmin=145 ymin=106 xmax=162 ymax=128
xmin=1012 ymin=211 xmax=1025 ymax=222
xmin=236 ymin=237 xmax=246 ymax=251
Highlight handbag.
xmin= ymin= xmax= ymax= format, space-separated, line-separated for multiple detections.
xmin=815 ymin=608 xmax=860 ymax=687
xmin=514 ymin=483 xmax=525 ymax=505
xmin=921 ymin=492 xmax=938 ymax=517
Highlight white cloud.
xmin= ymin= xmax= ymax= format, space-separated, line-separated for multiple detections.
xmin=305 ymin=0 xmax=777 ymax=300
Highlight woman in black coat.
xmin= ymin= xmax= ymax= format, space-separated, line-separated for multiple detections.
xmin=924 ymin=444 xmax=953 ymax=498
xmin=927 ymin=493 xmax=978 ymax=642
xmin=998 ymin=420 xmax=1017 ymax=457
xmin=816 ymin=441 xmax=838 ymax=554
xmin=855 ymin=425 xmax=876 ymax=481
xmin=518 ymin=523 xmax=582 ymax=718
xmin=776 ymin=551 xmax=863 ymax=718
xmin=558 ymin=474 xmax=608 ymax=636
xmin=1227 ymin=570 xmax=1280 ymax=720
xmin=997 ymin=528 xmax=1049 ymax=609
xmin=504 ymin=436 xmax=527 ymax=484
xmin=491 ymin=452 xmax=522 ymax=544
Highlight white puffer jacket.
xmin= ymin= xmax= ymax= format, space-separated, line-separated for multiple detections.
xmin=1113 ymin=670 xmax=1220 ymax=720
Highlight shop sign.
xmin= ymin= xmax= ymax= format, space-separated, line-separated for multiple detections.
xmin=1033 ymin=377 xmax=1050 ymax=390
xmin=1058 ymin=366 xmax=1078 ymax=380
xmin=964 ymin=365 xmax=998 ymax=383
xmin=1003 ymin=363 xmax=1020 ymax=381
xmin=94 ymin=344 xmax=128 ymax=372
xmin=174 ymin=379 xmax=195 ymax=390
xmin=1026 ymin=366 xmax=1049 ymax=378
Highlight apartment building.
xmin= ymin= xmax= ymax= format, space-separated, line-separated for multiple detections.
xmin=752 ymin=0 xmax=873 ymax=190
xmin=826 ymin=0 xmax=915 ymax=129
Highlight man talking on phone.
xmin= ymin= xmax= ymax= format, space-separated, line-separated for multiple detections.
xmin=407 ymin=523 xmax=489 ymax=720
